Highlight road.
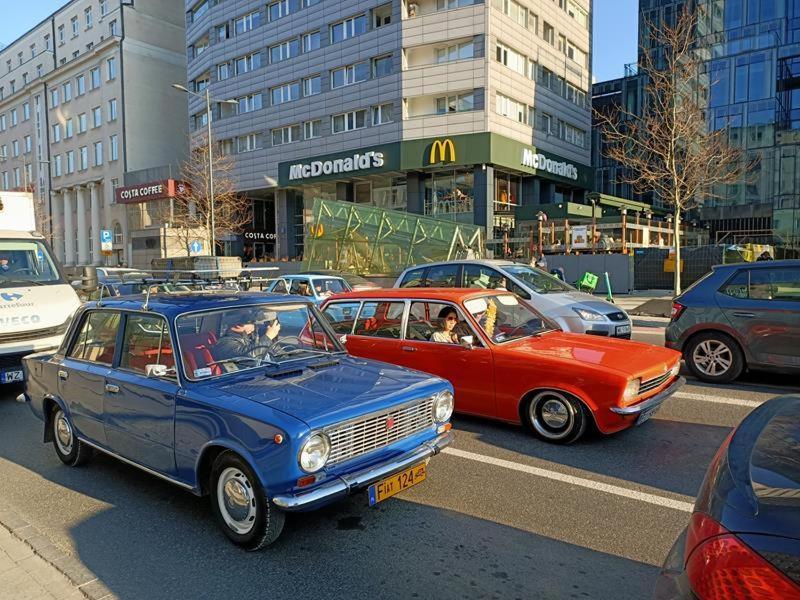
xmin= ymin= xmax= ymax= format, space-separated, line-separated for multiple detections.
xmin=1 ymin=360 xmax=797 ymax=600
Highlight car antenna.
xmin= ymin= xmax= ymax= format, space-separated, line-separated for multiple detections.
xmin=97 ymin=283 xmax=105 ymax=307
xmin=142 ymin=284 xmax=152 ymax=311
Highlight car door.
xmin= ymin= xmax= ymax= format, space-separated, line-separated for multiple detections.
xmin=58 ymin=310 xmax=121 ymax=445
xmin=400 ymin=300 xmax=495 ymax=417
xmin=103 ymin=312 xmax=179 ymax=475
xmin=338 ymin=300 xmax=406 ymax=361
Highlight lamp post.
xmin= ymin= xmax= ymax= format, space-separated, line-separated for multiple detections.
xmin=589 ymin=198 xmax=597 ymax=254
xmin=621 ymin=207 xmax=628 ymax=254
xmin=172 ymin=83 xmax=238 ymax=255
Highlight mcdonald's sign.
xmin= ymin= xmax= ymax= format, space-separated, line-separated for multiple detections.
xmin=428 ymin=138 xmax=456 ymax=165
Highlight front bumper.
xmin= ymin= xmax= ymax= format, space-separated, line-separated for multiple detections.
xmin=611 ymin=377 xmax=686 ymax=416
xmin=272 ymin=431 xmax=454 ymax=511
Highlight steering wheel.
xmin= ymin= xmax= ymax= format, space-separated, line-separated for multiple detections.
xmin=250 ymin=336 xmax=302 ymax=365
xmin=10 ymin=267 xmax=36 ymax=276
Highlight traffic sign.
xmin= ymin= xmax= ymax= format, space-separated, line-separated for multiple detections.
xmin=189 ymin=240 xmax=203 ymax=256
xmin=100 ymin=229 xmax=113 ymax=253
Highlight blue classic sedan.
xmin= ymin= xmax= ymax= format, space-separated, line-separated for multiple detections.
xmin=19 ymin=292 xmax=454 ymax=549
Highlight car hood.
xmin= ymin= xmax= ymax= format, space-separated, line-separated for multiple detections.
xmin=209 ymin=355 xmax=447 ymax=429
xmin=504 ymin=332 xmax=680 ymax=379
xmin=0 ymin=284 xmax=80 ymax=333
xmin=535 ymin=291 xmax=624 ymax=316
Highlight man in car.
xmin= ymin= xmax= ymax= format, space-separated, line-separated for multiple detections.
xmin=213 ymin=309 xmax=282 ymax=365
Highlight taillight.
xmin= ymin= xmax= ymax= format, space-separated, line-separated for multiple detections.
xmin=685 ymin=512 xmax=800 ymax=600
xmin=670 ymin=302 xmax=686 ymax=321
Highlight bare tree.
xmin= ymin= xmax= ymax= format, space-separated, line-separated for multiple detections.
xmin=168 ymin=138 xmax=251 ymax=256
xmin=596 ymin=6 xmax=755 ymax=295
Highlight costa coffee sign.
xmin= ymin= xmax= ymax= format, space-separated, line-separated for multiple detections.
xmin=114 ymin=179 xmax=187 ymax=204
xmin=243 ymin=230 xmax=277 ymax=241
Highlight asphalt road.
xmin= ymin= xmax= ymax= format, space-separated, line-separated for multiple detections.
xmin=1 ymin=366 xmax=797 ymax=600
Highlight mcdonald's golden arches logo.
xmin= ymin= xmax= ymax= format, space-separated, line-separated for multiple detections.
xmin=429 ymin=138 xmax=456 ymax=165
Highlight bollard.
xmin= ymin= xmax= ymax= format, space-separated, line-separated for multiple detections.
xmin=605 ymin=271 xmax=614 ymax=303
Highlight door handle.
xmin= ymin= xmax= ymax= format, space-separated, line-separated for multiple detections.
xmin=58 ymin=370 xmax=68 ymax=381
xmin=732 ymin=312 xmax=756 ymax=318
xmin=401 ymin=345 xmax=417 ymax=352
xmin=104 ymin=383 xmax=120 ymax=394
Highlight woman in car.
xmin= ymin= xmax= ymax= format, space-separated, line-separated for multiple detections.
xmin=431 ymin=307 xmax=460 ymax=344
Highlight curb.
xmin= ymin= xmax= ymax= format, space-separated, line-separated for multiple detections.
xmin=0 ymin=509 xmax=115 ymax=600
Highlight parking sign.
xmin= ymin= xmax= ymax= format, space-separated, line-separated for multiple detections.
xmin=100 ymin=229 xmax=113 ymax=254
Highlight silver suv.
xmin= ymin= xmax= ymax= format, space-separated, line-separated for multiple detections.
xmin=394 ymin=259 xmax=632 ymax=338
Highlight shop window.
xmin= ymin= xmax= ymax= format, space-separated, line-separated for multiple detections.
xmin=424 ymin=169 xmax=474 ymax=219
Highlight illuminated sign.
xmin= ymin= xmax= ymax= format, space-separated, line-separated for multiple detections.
xmin=521 ymin=149 xmax=579 ymax=181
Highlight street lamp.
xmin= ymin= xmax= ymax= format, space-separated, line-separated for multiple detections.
xmin=172 ymin=83 xmax=238 ymax=255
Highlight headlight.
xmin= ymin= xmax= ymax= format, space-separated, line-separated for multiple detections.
xmin=621 ymin=379 xmax=641 ymax=406
xmin=670 ymin=362 xmax=681 ymax=378
xmin=432 ymin=390 xmax=454 ymax=423
xmin=572 ymin=307 xmax=605 ymax=321
xmin=298 ymin=432 xmax=330 ymax=473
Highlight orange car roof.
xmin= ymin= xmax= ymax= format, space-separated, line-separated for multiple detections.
xmin=326 ymin=288 xmax=504 ymax=302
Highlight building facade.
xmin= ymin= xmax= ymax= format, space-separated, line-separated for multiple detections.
xmin=184 ymin=0 xmax=592 ymax=260
xmin=593 ymin=0 xmax=800 ymax=248
xmin=0 ymin=0 xmax=188 ymax=267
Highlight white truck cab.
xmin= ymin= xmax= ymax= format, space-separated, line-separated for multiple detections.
xmin=0 ymin=193 xmax=81 ymax=385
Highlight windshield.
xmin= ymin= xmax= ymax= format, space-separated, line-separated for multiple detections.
xmin=313 ymin=278 xmax=350 ymax=296
xmin=503 ymin=265 xmax=573 ymax=293
xmin=0 ymin=239 xmax=64 ymax=288
xmin=176 ymin=302 xmax=342 ymax=380
xmin=464 ymin=294 xmax=553 ymax=344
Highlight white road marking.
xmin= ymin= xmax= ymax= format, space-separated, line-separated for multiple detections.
xmin=441 ymin=447 xmax=694 ymax=513
xmin=673 ymin=391 xmax=764 ymax=408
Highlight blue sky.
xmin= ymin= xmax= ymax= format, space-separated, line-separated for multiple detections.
xmin=0 ymin=0 xmax=640 ymax=84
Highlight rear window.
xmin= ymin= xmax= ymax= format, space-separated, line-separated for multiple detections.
xmin=353 ymin=301 xmax=404 ymax=339
xmin=426 ymin=264 xmax=460 ymax=287
xmin=399 ymin=268 xmax=426 ymax=288
xmin=322 ymin=301 xmax=360 ymax=335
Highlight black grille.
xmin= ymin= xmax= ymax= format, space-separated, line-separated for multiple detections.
xmin=0 ymin=325 xmax=63 ymax=344
xmin=640 ymin=372 xmax=672 ymax=394
xmin=0 ymin=352 xmax=28 ymax=370
xmin=608 ymin=312 xmax=628 ymax=322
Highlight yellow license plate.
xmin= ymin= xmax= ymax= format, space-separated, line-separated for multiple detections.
xmin=368 ymin=463 xmax=427 ymax=506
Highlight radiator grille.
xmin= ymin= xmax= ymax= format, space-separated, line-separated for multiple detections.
xmin=640 ymin=371 xmax=672 ymax=394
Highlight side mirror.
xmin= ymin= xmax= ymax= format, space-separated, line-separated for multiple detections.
xmin=81 ymin=266 xmax=98 ymax=293
xmin=460 ymin=335 xmax=474 ymax=350
xmin=145 ymin=364 xmax=170 ymax=378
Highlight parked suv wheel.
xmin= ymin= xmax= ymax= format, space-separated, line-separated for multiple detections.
xmin=685 ymin=331 xmax=744 ymax=384
xmin=51 ymin=407 xmax=93 ymax=467
xmin=523 ymin=390 xmax=588 ymax=444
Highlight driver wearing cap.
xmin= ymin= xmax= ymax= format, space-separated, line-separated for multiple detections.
xmin=213 ymin=308 xmax=281 ymax=364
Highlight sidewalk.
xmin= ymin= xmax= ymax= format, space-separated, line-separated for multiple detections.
xmin=605 ymin=292 xmax=673 ymax=327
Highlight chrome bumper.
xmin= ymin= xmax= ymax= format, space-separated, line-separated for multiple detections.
xmin=272 ymin=431 xmax=454 ymax=511
xmin=610 ymin=377 xmax=685 ymax=415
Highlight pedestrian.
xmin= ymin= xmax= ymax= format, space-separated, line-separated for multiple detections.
xmin=756 ymin=250 xmax=773 ymax=261
xmin=535 ymin=253 xmax=548 ymax=271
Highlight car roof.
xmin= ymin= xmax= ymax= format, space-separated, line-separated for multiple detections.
xmin=713 ymin=259 xmax=799 ymax=270
xmin=323 ymin=288 xmax=510 ymax=302
xmin=283 ymin=274 xmax=345 ymax=280
xmin=83 ymin=291 xmax=312 ymax=317
xmin=401 ymin=259 xmax=519 ymax=272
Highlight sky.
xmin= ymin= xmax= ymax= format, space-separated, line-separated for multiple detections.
xmin=0 ymin=0 xmax=640 ymax=85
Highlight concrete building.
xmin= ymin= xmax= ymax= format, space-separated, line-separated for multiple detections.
xmin=184 ymin=0 xmax=592 ymax=260
xmin=0 ymin=0 xmax=187 ymax=267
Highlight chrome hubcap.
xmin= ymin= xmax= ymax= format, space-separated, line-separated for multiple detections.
xmin=541 ymin=400 xmax=569 ymax=428
xmin=693 ymin=340 xmax=732 ymax=377
xmin=530 ymin=392 xmax=574 ymax=440
xmin=217 ymin=467 xmax=256 ymax=535
xmin=54 ymin=411 xmax=73 ymax=455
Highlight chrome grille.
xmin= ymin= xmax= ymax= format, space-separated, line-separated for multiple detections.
xmin=640 ymin=371 xmax=672 ymax=394
xmin=325 ymin=398 xmax=435 ymax=466
xmin=0 ymin=325 xmax=64 ymax=345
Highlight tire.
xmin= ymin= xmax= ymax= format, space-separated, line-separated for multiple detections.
xmin=51 ymin=407 xmax=93 ymax=467
xmin=209 ymin=452 xmax=285 ymax=551
xmin=685 ymin=331 xmax=744 ymax=384
xmin=522 ymin=390 xmax=588 ymax=444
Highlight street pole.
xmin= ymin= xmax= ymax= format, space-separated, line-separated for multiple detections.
xmin=205 ymin=87 xmax=216 ymax=256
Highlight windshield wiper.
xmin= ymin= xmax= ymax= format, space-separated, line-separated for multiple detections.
xmin=2 ymin=279 xmax=46 ymax=286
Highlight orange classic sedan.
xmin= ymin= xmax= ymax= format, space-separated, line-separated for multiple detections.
xmin=320 ymin=289 xmax=684 ymax=444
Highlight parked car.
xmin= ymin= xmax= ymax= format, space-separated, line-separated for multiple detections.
xmin=666 ymin=259 xmax=800 ymax=383
xmin=265 ymin=274 xmax=352 ymax=305
xmin=654 ymin=395 xmax=800 ymax=599
xmin=304 ymin=270 xmax=382 ymax=291
xmin=18 ymin=292 xmax=454 ymax=549
xmin=320 ymin=288 xmax=683 ymax=444
xmin=395 ymin=259 xmax=632 ymax=338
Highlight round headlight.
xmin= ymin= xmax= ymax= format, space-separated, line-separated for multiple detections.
xmin=432 ymin=390 xmax=454 ymax=423
xmin=621 ymin=379 xmax=641 ymax=406
xmin=299 ymin=433 xmax=330 ymax=473
xmin=670 ymin=362 xmax=681 ymax=378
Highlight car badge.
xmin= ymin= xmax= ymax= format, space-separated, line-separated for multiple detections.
xmin=1 ymin=292 xmax=23 ymax=302
xmin=385 ymin=417 xmax=395 ymax=430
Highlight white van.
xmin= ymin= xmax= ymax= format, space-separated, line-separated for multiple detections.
xmin=0 ymin=194 xmax=82 ymax=385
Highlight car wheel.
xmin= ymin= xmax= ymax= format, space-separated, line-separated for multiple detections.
xmin=523 ymin=390 xmax=588 ymax=444
xmin=51 ymin=407 xmax=92 ymax=466
xmin=685 ymin=332 xmax=744 ymax=383
xmin=210 ymin=452 xmax=285 ymax=551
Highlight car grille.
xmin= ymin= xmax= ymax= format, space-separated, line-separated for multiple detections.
xmin=640 ymin=371 xmax=673 ymax=395
xmin=608 ymin=312 xmax=628 ymax=322
xmin=0 ymin=352 xmax=29 ymax=370
xmin=0 ymin=325 xmax=64 ymax=345
xmin=325 ymin=397 xmax=436 ymax=466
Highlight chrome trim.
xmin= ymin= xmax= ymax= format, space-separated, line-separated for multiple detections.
xmin=610 ymin=377 xmax=685 ymax=415
xmin=77 ymin=437 xmax=195 ymax=491
xmin=272 ymin=431 xmax=454 ymax=511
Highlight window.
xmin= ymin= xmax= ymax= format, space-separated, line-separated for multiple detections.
xmin=68 ymin=311 xmax=121 ymax=365
xmin=303 ymin=119 xmax=321 ymax=140
xmin=353 ymin=301 xmax=405 ymax=338
xmin=108 ymin=98 xmax=118 ymax=120
xmin=539 ymin=112 xmax=555 ymax=135
xmin=270 ymin=39 xmax=300 ymax=63
xmin=63 ymin=81 xmax=72 ymax=102
xmin=436 ymin=0 xmax=477 ymax=8
xmin=399 ymin=268 xmax=426 ymax=288
xmin=216 ymin=23 xmax=229 ymax=42
xmin=71 ymin=16 xmax=79 ymax=37
xmin=372 ymin=54 xmax=392 ymax=78
xmin=11 ymin=141 xmax=19 ymax=157
xmin=235 ymin=11 xmax=260 ymax=34
xmin=113 ymin=222 xmax=123 ymax=244
xmin=302 ymin=31 xmax=321 ymax=53
xmin=567 ymin=1 xmax=588 ymax=27
xmin=322 ymin=302 xmax=361 ymax=335
xmin=90 ymin=67 xmax=100 ymax=89
xmin=236 ymin=93 xmax=262 ymax=114
xmin=76 ymin=74 xmax=86 ymax=95
xmin=427 ymin=264 xmax=460 ymax=287
xmin=119 ymin=315 xmax=175 ymax=374
xmin=24 ymin=136 xmax=31 ymax=154
xmin=78 ymin=113 xmax=87 ymax=133
xmin=722 ymin=268 xmax=800 ymax=301
xmin=53 ymin=155 xmax=62 ymax=177
xmin=217 ymin=62 xmax=230 ymax=80
xmin=79 ymin=146 xmax=88 ymax=170
xmin=436 ymin=41 xmax=474 ymax=63
xmin=500 ymin=0 xmax=528 ymax=27
xmin=435 ymin=92 xmax=474 ymax=114
xmin=109 ymin=134 xmax=118 ymax=161
xmin=194 ymin=75 xmax=210 ymax=92
xmin=12 ymin=168 xmax=20 ymax=187
xmin=302 ymin=75 xmax=321 ymax=97
xmin=66 ymin=150 xmax=74 ymax=173
xmin=271 ymin=81 xmax=300 ymax=105
xmin=36 ymin=64 xmax=43 ymax=78
xmin=543 ymin=21 xmax=554 ymax=45
xmin=331 ymin=14 xmax=367 ymax=44
xmin=268 ymin=0 xmax=290 ymax=21
xmin=106 ymin=56 xmax=117 ymax=81
xmin=407 ymin=302 xmax=472 ymax=344
xmin=237 ymin=133 xmax=261 ymax=153
xmin=496 ymin=93 xmax=533 ymax=124
xmin=65 ymin=118 xmax=74 ymax=138
xmin=374 ymin=3 xmax=392 ymax=27
xmin=496 ymin=43 xmax=527 ymax=76
xmin=52 ymin=123 xmax=61 ymax=142
xmin=234 ymin=52 xmax=261 ymax=75
xmin=94 ymin=141 xmax=103 ymax=166
xmin=85 ymin=7 xmax=93 ymax=28
xmin=100 ymin=0 xmax=109 ymax=17
xmin=372 ymin=103 xmax=393 ymax=125
xmin=567 ymin=43 xmax=586 ymax=67
xmin=92 ymin=106 xmax=102 ymax=127
xmin=58 ymin=25 xmax=65 ymax=45
xmin=564 ymin=123 xmax=586 ymax=148
xmin=51 ymin=88 xmax=59 ymax=107
xmin=332 ymin=109 xmax=367 ymax=133
xmin=331 ymin=62 xmax=370 ymax=88
xmin=0 ymin=115 xmax=4 ymax=131
xmin=22 ymin=102 xmax=30 ymax=121
xmin=193 ymin=38 xmax=209 ymax=57
xmin=10 ymin=108 xmax=17 ymax=126
xmin=463 ymin=265 xmax=511 ymax=290
xmin=109 ymin=19 xmax=119 ymax=36
xmin=271 ymin=124 xmax=301 ymax=146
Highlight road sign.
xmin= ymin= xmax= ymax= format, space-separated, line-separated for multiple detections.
xmin=100 ymin=229 xmax=113 ymax=253
xmin=189 ymin=240 xmax=203 ymax=256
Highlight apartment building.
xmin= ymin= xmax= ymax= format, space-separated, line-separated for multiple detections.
xmin=185 ymin=0 xmax=592 ymax=259
xmin=0 ymin=0 xmax=187 ymax=267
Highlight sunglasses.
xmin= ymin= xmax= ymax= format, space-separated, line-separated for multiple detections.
xmin=445 ymin=316 xmax=458 ymax=322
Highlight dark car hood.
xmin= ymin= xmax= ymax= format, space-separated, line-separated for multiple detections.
xmin=209 ymin=355 xmax=447 ymax=429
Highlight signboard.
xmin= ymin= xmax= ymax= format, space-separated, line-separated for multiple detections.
xmin=243 ymin=230 xmax=277 ymax=242
xmin=571 ymin=225 xmax=588 ymax=249
xmin=100 ymin=229 xmax=113 ymax=255
xmin=189 ymin=240 xmax=203 ymax=256
xmin=114 ymin=179 xmax=186 ymax=204
xmin=521 ymin=149 xmax=579 ymax=181
xmin=278 ymin=143 xmax=400 ymax=186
